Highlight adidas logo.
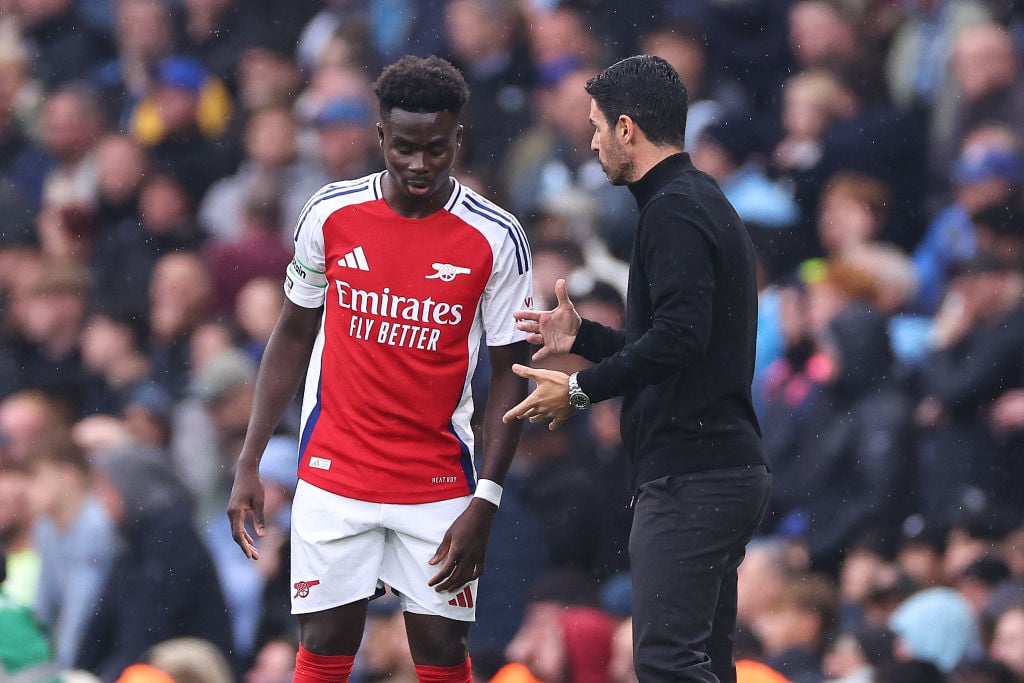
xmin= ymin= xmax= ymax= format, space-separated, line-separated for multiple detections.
xmin=448 ymin=585 xmax=474 ymax=608
xmin=338 ymin=246 xmax=370 ymax=271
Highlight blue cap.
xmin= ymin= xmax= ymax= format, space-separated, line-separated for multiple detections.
xmin=314 ymin=98 xmax=371 ymax=127
xmin=951 ymin=147 xmax=1023 ymax=184
xmin=156 ymin=56 xmax=207 ymax=95
xmin=124 ymin=382 xmax=173 ymax=421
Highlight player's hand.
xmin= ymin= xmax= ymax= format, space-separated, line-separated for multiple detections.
xmin=226 ymin=461 xmax=266 ymax=560
xmin=514 ymin=278 xmax=581 ymax=362
xmin=428 ymin=498 xmax=496 ymax=593
xmin=502 ymin=365 xmax=574 ymax=430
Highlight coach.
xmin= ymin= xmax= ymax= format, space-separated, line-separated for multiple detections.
xmin=503 ymin=55 xmax=770 ymax=683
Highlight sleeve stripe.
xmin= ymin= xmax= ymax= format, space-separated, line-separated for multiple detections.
xmin=293 ymin=181 xmax=371 ymax=241
xmin=463 ymin=195 xmax=531 ymax=274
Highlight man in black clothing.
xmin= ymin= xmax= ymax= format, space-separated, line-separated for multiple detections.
xmin=503 ymin=55 xmax=770 ymax=682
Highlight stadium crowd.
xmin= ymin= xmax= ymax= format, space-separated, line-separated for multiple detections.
xmin=1 ymin=0 xmax=1024 ymax=681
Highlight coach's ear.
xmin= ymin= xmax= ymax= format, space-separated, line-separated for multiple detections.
xmin=617 ymin=114 xmax=636 ymax=144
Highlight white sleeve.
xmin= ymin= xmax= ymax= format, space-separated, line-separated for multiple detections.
xmin=284 ymin=196 xmax=328 ymax=308
xmin=481 ymin=228 xmax=532 ymax=346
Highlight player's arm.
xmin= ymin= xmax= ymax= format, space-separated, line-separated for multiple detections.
xmin=428 ymin=340 xmax=530 ymax=591
xmin=227 ymin=299 xmax=322 ymax=559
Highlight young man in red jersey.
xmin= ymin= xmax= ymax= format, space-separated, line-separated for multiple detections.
xmin=227 ymin=55 xmax=532 ymax=683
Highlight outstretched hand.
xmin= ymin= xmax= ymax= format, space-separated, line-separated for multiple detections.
xmin=501 ymin=364 xmax=573 ymax=430
xmin=514 ymin=278 xmax=581 ymax=362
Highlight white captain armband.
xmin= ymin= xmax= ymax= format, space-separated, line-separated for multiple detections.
xmin=473 ymin=479 xmax=503 ymax=508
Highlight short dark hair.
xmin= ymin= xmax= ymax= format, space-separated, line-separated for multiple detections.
xmin=372 ymin=55 xmax=470 ymax=118
xmin=585 ymin=55 xmax=687 ymax=148
xmin=25 ymin=429 xmax=89 ymax=476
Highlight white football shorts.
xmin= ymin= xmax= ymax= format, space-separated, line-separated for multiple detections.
xmin=289 ymin=479 xmax=479 ymax=621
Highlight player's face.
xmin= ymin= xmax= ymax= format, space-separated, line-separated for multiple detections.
xmin=378 ymin=108 xmax=462 ymax=215
xmin=589 ymin=99 xmax=633 ymax=186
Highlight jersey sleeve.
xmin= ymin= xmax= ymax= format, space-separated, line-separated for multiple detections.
xmin=284 ymin=194 xmax=329 ymax=308
xmin=481 ymin=226 xmax=532 ymax=346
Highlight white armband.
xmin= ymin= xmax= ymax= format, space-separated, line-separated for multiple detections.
xmin=473 ymin=479 xmax=503 ymax=508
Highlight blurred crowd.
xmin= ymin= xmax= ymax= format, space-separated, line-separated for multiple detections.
xmin=1 ymin=0 xmax=1024 ymax=682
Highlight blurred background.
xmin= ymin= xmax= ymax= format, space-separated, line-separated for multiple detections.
xmin=1 ymin=0 xmax=1024 ymax=682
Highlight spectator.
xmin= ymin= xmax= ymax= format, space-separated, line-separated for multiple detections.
xmin=199 ymin=105 xmax=328 ymax=244
xmin=143 ymin=636 xmax=235 ymax=683
xmin=234 ymin=276 xmax=285 ymax=363
xmin=234 ymin=45 xmax=304 ymax=113
xmin=147 ymin=252 xmax=213 ymax=399
xmin=889 ymin=587 xmax=981 ymax=673
xmin=640 ymin=21 xmax=724 ymax=151
xmin=10 ymin=0 xmax=113 ymax=87
xmin=0 ymin=545 xmax=55 ymax=681
xmin=442 ymin=0 xmax=535 ymax=186
xmin=77 ymin=442 xmax=232 ymax=681
xmin=202 ymin=179 xmax=292 ymax=316
xmin=36 ymin=83 xmax=107 ymax=213
xmin=914 ymin=249 xmax=1024 ymax=527
xmin=0 ymin=454 xmax=38 ymax=609
xmin=8 ymin=259 xmax=94 ymax=414
xmin=93 ymin=0 xmax=176 ymax=129
xmin=499 ymin=570 xmax=617 ymax=683
xmin=755 ymin=572 xmax=840 ymax=683
xmin=245 ymin=637 xmax=297 ymax=683
xmin=174 ymin=0 xmax=263 ymax=93
xmin=78 ymin=308 xmax=152 ymax=415
xmin=934 ymin=23 xmax=1024 ymax=196
xmin=912 ymin=127 xmax=1022 ymax=314
xmin=823 ymin=625 xmax=897 ymax=683
xmin=129 ymin=56 xmax=237 ymax=205
xmin=989 ymin=606 xmax=1024 ymax=682
xmin=309 ymin=94 xmax=379 ymax=183
xmin=691 ymin=116 xmax=803 ymax=274
xmin=25 ymin=429 xmax=117 ymax=671
xmin=92 ymin=133 xmax=148 ymax=233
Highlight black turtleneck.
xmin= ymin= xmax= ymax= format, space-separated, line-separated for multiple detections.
xmin=571 ymin=152 xmax=765 ymax=490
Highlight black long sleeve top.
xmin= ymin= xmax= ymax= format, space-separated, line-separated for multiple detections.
xmin=572 ymin=153 xmax=765 ymax=490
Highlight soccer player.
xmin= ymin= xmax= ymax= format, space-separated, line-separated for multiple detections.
xmin=227 ymin=55 xmax=532 ymax=683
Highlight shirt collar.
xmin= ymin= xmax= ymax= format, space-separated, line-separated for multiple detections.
xmin=628 ymin=152 xmax=692 ymax=208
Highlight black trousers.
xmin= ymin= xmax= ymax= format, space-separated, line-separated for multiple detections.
xmin=629 ymin=464 xmax=770 ymax=683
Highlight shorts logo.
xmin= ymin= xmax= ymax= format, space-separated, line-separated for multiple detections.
xmin=309 ymin=456 xmax=331 ymax=470
xmin=293 ymin=579 xmax=321 ymax=598
xmin=447 ymin=585 xmax=474 ymax=608
xmin=426 ymin=263 xmax=472 ymax=282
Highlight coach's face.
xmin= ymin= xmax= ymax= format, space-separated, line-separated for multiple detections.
xmin=589 ymin=99 xmax=634 ymax=186
xmin=379 ymin=108 xmax=462 ymax=217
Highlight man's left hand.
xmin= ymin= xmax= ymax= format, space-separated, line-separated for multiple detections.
xmin=428 ymin=499 xmax=496 ymax=592
xmin=501 ymin=365 xmax=573 ymax=430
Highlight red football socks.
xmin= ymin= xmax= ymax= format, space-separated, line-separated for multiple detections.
xmin=415 ymin=657 xmax=473 ymax=683
xmin=292 ymin=644 xmax=355 ymax=682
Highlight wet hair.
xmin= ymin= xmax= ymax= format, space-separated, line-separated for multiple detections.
xmin=585 ymin=55 xmax=688 ymax=148
xmin=372 ymin=55 xmax=470 ymax=118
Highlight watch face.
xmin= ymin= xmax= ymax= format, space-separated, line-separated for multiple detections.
xmin=569 ymin=392 xmax=591 ymax=410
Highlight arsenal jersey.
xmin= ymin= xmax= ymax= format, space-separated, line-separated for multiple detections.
xmin=284 ymin=173 xmax=532 ymax=503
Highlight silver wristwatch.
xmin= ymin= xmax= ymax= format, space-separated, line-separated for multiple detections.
xmin=567 ymin=372 xmax=591 ymax=410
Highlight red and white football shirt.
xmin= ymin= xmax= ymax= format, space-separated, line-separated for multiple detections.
xmin=284 ymin=172 xmax=532 ymax=503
